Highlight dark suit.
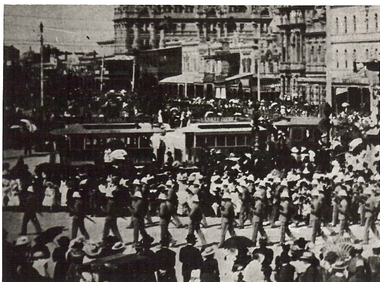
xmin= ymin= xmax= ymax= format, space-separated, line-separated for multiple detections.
xmin=159 ymin=201 xmax=172 ymax=241
xmin=219 ymin=201 xmax=236 ymax=245
xmin=132 ymin=198 xmax=148 ymax=244
xmin=21 ymin=192 xmax=42 ymax=235
xmin=200 ymin=257 xmax=220 ymax=282
xmin=155 ymin=247 xmax=177 ymax=282
xmin=179 ymin=244 xmax=202 ymax=282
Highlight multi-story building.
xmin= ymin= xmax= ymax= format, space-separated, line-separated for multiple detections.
xmin=113 ymin=5 xmax=282 ymax=99
xmin=276 ymin=5 xmax=327 ymax=114
xmin=326 ymin=6 xmax=380 ymax=114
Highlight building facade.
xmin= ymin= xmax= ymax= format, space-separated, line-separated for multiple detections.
xmin=326 ymin=6 xmax=380 ymax=114
xmin=113 ymin=5 xmax=282 ymax=100
xmin=276 ymin=6 xmax=327 ymax=112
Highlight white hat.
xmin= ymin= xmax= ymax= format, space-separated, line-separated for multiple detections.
xmin=133 ymin=179 xmax=141 ymax=185
xmin=27 ymin=186 xmax=34 ymax=193
xmin=158 ymin=193 xmax=167 ymax=200
xmin=247 ymin=174 xmax=254 ymax=182
xmin=291 ymin=147 xmax=299 ymax=153
xmin=72 ymin=192 xmax=81 ymax=198
xmin=259 ymin=180 xmax=266 ymax=187
xmin=222 ymin=193 xmax=231 ymax=200
xmin=133 ymin=191 xmax=143 ymax=198
xmin=311 ymin=189 xmax=319 ymax=196
xmin=363 ymin=187 xmax=373 ymax=195
xmin=140 ymin=177 xmax=148 ymax=184
xmin=253 ymin=191 xmax=263 ymax=199
xmin=165 ymin=180 xmax=173 ymax=187
xmin=280 ymin=191 xmax=290 ymax=198
xmin=273 ymin=177 xmax=281 ymax=184
xmin=338 ymin=190 xmax=348 ymax=197
xmin=342 ymin=102 xmax=350 ymax=108
xmin=311 ymin=179 xmax=319 ymax=186
xmin=15 ymin=236 xmax=31 ymax=246
xmin=280 ymin=179 xmax=288 ymax=186
xmin=302 ymin=167 xmax=310 ymax=174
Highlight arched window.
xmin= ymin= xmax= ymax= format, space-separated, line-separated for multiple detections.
xmin=366 ymin=13 xmax=369 ymax=32
xmin=376 ymin=14 xmax=378 ymax=31
xmin=336 ymin=50 xmax=339 ymax=68
xmin=336 ymin=17 xmax=339 ymax=34
xmin=353 ymin=49 xmax=357 ymax=60
xmin=344 ymin=50 xmax=348 ymax=68
xmin=344 ymin=16 xmax=347 ymax=33
xmin=366 ymin=49 xmax=369 ymax=61
xmin=353 ymin=15 xmax=356 ymax=33
xmin=317 ymin=46 xmax=322 ymax=63
xmin=310 ymin=45 xmax=314 ymax=63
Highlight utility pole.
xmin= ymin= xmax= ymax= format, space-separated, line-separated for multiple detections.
xmin=100 ymin=54 xmax=104 ymax=94
xmin=40 ymin=22 xmax=44 ymax=107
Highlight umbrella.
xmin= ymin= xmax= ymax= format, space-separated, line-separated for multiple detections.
xmin=204 ymin=111 xmax=214 ymax=117
xmin=20 ymin=119 xmax=37 ymax=132
xmin=349 ymin=138 xmax=363 ymax=151
xmin=34 ymin=226 xmax=67 ymax=245
xmin=219 ymin=236 xmax=255 ymax=249
xmin=110 ymin=149 xmax=128 ymax=161
xmin=170 ymin=107 xmax=179 ymax=112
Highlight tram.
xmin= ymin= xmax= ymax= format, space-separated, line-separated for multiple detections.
xmin=50 ymin=123 xmax=165 ymax=165
xmin=179 ymin=117 xmax=322 ymax=162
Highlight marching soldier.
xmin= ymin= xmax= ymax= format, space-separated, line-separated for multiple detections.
xmin=219 ymin=193 xmax=236 ymax=247
xmin=166 ymin=180 xmax=185 ymax=228
xmin=363 ymin=187 xmax=380 ymax=244
xmin=188 ymin=194 xmax=207 ymax=245
xmin=337 ymin=189 xmax=357 ymax=242
xmin=130 ymin=191 xmax=149 ymax=246
xmin=158 ymin=193 xmax=176 ymax=246
xmin=279 ymin=190 xmax=295 ymax=244
xmin=70 ymin=191 xmax=90 ymax=240
xmin=102 ymin=184 xmax=123 ymax=243
xmin=251 ymin=191 xmax=269 ymax=246
xmin=238 ymin=182 xmax=252 ymax=229
xmin=310 ymin=190 xmax=323 ymax=244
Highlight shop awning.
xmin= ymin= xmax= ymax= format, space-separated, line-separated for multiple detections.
xmin=159 ymin=73 xmax=203 ymax=84
xmin=224 ymin=72 xmax=254 ymax=82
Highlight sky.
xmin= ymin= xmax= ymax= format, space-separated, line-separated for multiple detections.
xmin=3 ymin=5 xmax=116 ymax=55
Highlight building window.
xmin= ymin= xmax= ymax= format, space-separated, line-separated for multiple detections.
xmin=366 ymin=13 xmax=369 ymax=32
xmin=336 ymin=17 xmax=339 ymax=34
xmin=336 ymin=50 xmax=339 ymax=68
xmin=310 ymin=46 xmax=314 ymax=63
xmin=344 ymin=16 xmax=347 ymax=33
xmin=376 ymin=14 xmax=378 ymax=31
xmin=317 ymin=46 xmax=321 ymax=63
xmin=344 ymin=50 xmax=348 ymax=68
xmin=353 ymin=15 xmax=356 ymax=33
xmin=366 ymin=49 xmax=369 ymax=61
xmin=353 ymin=49 xmax=356 ymax=60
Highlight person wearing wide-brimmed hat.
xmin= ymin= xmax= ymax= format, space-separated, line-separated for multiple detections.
xmin=296 ymin=251 xmax=323 ymax=282
xmin=218 ymin=192 xmax=236 ymax=247
xmin=200 ymin=247 xmax=219 ymax=282
xmin=155 ymin=237 xmax=177 ymax=282
xmin=326 ymin=261 xmax=346 ymax=282
xmin=180 ymin=234 xmax=202 ymax=282
xmin=66 ymin=240 xmax=86 ymax=282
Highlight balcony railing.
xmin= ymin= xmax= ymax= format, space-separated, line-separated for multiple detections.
xmin=279 ymin=62 xmax=306 ymax=72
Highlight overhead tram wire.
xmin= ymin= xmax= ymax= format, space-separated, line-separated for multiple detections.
xmin=4 ymin=13 xmax=114 ymax=23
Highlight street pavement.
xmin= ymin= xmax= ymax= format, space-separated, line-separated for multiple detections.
xmin=3 ymin=211 xmax=379 ymax=281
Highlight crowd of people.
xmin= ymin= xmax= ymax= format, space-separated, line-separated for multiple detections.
xmin=3 ymin=130 xmax=380 ymax=281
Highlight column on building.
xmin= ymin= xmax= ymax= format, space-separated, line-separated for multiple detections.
xmin=203 ymin=23 xmax=208 ymax=39
xmin=216 ymin=22 xmax=222 ymax=38
xmin=149 ymin=22 xmax=156 ymax=48
xmin=223 ymin=22 xmax=228 ymax=37
xmin=159 ymin=28 xmax=166 ymax=48
xmin=125 ymin=23 xmax=131 ymax=50
xmin=132 ymin=23 xmax=140 ymax=50
xmin=196 ymin=22 xmax=201 ymax=38
xmin=299 ymin=32 xmax=303 ymax=62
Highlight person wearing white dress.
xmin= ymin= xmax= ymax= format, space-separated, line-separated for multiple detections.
xmin=7 ymin=181 xmax=20 ymax=206
xmin=59 ymin=179 xmax=69 ymax=207
xmin=42 ymin=182 xmax=56 ymax=210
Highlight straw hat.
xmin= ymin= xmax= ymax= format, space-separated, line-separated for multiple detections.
xmin=111 ymin=242 xmax=125 ymax=252
xmin=15 ymin=236 xmax=31 ymax=246
xmin=192 ymin=195 xmax=200 ymax=202
xmin=222 ymin=193 xmax=231 ymax=200
xmin=202 ymin=246 xmax=215 ymax=257
xmin=338 ymin=190 xmax=348 ymax=197
xmin=133 ymin=179 xmax=141 ymax=185
xmin=72 ymin=191 xmax=81 ymax=198
xmin=280 ymin=191 xmax=290 ymax=198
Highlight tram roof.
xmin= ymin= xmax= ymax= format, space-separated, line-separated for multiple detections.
xmin=180 ymin=117 xmax=321 ymax=134
xmin=50 ymin=123 xmax=166 ymax=135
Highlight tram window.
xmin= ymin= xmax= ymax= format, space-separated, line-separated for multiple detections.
xmin=140 ymin=135 xmax=150 ymax=148
xmin=236 ymin=135 xmax=245 ymax=146
xmin=204 ymin=135 xmax=215 ymax=147
xmin=85 ymin=138 xmax=93 ymax=149
xmin=71 ymin=136 xmax=84 ymax=150
xmin=246 ymin=135 xmax=252 ymax=146
xmin=196 ymin=136 xmax=206 ymax=147
xmin=216 ymin=136 xmax=226 ymax=147
xmin=128 ymin=137 xmax=138 ymax=148
xmin=227 ymin=136 xmax=235 ymax=146
xmin=292 ymin=128 xmax=302 ymax=141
